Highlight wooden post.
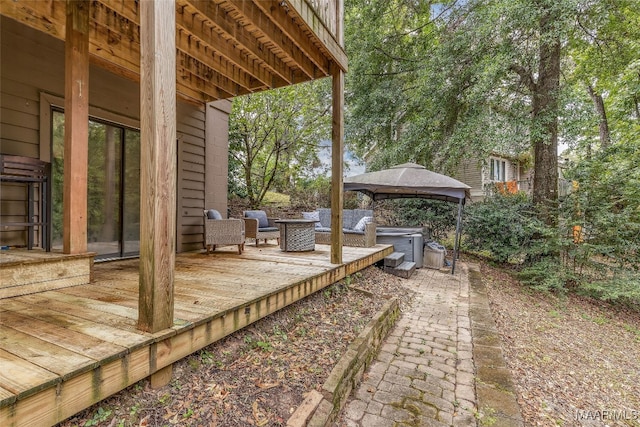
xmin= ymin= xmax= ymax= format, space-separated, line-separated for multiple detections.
xmin=63 ymin=0 xmax=89 ymax=254
xmin=331 ymin=68 xmax=344 ymax=264
xmin=138 ymin=0 xmax=176 ymax=338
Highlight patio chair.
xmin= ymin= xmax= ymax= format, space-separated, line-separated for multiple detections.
xmin=243 ymin=210 xmax=280 ymax=246
xmin=203 ymin=209 xmax=245 ymax=254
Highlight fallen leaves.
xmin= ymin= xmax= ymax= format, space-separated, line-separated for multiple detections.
xmin=57 ymin=266 xmax=414 ymax=427
xmin=481 ymin=262 xmax=640 ymax=427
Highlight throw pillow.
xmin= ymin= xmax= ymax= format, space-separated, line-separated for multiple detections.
xmin=353 ymin=216 xmax=373 ymax=232
xmin=207 ymin=209 xmax=223 ymax=220
xmin=245 ymin=210 xmax=269 ymax=228
xmin=302 ymin=211 xmax=322 ymax=228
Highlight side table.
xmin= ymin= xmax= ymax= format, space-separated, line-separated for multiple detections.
xmin=274 ymin=219 xmax=316 ymax=252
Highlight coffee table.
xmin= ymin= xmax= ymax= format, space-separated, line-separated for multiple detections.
xmin=274 ymin=219 xmax=316 ymax=252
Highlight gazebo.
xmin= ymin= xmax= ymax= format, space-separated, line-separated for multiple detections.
xmin=344 ymin=163 xmax=471 ymax=273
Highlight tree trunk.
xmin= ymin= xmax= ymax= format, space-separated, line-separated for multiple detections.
xmin=587 ymin=84 xmax=611 ymax=149
xmin=531 ymin=9 xmax=560 ymax=226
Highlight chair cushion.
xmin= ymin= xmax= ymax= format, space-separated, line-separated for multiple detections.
xmin=353 ymin=216 xmax=373 ymax=232
xmin=317 ymin=208 xmax=332 ymax=228
xmin=302 ymin=211 xmax=322 ymax=228
xmin=206 ymin=209 xmax=223 ymax=220
xmin=245 ymin=210 xmax=269 ymax=228
xmin=316 ymin=227 xmax=331 ymax=233
xmin=258 ymin=226 xmax=279 ymax=232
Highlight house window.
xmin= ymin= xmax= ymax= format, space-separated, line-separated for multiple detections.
xmin=490 ymin=158 xmax=506 ymax=182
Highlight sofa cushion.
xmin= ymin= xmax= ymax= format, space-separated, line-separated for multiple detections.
xmin=245 ymin=210 xmax=269 ymax=228
xmin=206 ymin=209 xmax=223 ymax=220
xmin=317 ymin=208 xmax=332 ymax=228
xmin=316 ymin=227 xmax=331 ymax=233
xmin=354 ymin=209 xmax=373 ymax=224
xmin=343 ymin=228 xmax=365 ymax=234
xmin=302 ymin=211 xmax=322 ymax=228
xmin=342 ymin=210 xmax=355 ymax=230
xmin=353 ymin=215 xmax=373 ymax=232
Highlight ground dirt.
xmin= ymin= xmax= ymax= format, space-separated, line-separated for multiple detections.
xmin=480 ymin=261 xmax=640 ymax=427
xmin=57 ymin=261 xmax=640 ymax=427
xmin=57 ymin=266 xmax=414 ymax=427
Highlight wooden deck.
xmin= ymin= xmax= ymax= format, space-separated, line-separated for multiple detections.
xmin=0 ymin=243 xmax=393 ymax=427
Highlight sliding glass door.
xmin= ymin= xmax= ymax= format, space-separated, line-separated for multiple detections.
xmin=51 ymin=110 xmax=140 ymax=259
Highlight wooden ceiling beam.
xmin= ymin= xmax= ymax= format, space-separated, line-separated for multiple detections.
xmin=176 ymin=50 xmax=236 ymax=99
xmin=2 ymin=0 xmax=342 ymax=102
xmin=177 ymin=29 xmax=251 ymax=94
xmin=243 ymin=0 xmax=329 ymax=75
xmin=0 ymin=0 xmax=66 ymax=39
xmin=185 ymin=0 xmax=296 ymax=85
xmin=287 ymin=0 xmax=348 ymax=72
xmin=222 ymin=0 xmax=321 ymax=79
xmin=175 ymin=17 xmax=276 ymax=89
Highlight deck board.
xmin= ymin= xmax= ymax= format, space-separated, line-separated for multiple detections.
xmin=0 ymin=325 xmax=96 ymax=375
xmin=0 ymin=349 xmax=58 ymax=395
xmin=0 ymin=310 xmax=125 ymax=360
xmin=0 ymin=243 xmax=393 ymax=426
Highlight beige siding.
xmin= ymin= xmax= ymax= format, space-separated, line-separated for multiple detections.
xmin=455 ymin=159 xmax=484 ymax=202
xmin=1 ymin=17 xmax=209 ymax=253
xmin=177 ymin=103 xmax=207 ymax=253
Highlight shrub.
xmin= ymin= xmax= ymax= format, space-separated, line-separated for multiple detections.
xmin=463 ymin=192 xmax=544 ymax=263
xmin=384 ymin=198 xmax=458 ymax=241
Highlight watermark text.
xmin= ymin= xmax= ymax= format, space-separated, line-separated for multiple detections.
xmin=575 ymin=409 xmax=639 ymax=422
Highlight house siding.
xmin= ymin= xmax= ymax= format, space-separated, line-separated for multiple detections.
xmin=0 ymin=17 xmax=210 ymax=253
xmin=455 ymin=159 xmax=484 ymax=202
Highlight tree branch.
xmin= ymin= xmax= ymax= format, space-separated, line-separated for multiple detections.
xmin=509 ymin=64 xmax=536 ymax=92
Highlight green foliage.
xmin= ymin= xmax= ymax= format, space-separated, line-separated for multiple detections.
xmin=466 ymin=146 xmax=639 ymax=306
xmin=386 ymin=199 xmax=458 ymax=241
xmin=261 ymin=191 xmax=290 ymax=207
xmin=84 ymin=407 xmax=112 ymax=426
xmin=289 ymin=175 xmax=332 ymax=210
xmin=518 ymin=258 xmax=575 ymax=294
xmin=464 ymin=192 xmax=546 ymax=263
xmin=228 ymin=80 xmax=331 ymax=208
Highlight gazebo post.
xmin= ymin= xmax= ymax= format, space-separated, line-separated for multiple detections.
xmin=452 ymin=199 xmax=463 ymax=274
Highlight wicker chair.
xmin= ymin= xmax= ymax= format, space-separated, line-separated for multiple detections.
xmin=243 ymin=210 xmax=280 ymax=246
xmin=203 ymin=210 xmax=245 ymax=254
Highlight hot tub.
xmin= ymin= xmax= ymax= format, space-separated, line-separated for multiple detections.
xmin=376 ymin=227 xmax=426 ymax=268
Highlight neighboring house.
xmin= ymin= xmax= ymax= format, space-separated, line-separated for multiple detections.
xmin=455 ymin=154 xmax=531 ymax=201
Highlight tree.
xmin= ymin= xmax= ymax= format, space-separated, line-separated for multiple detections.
xmin=563 ymin=0 xmax=640 ymax=154
xmin=228 ymin=80 xmax=331 ymax=208
xmin=344 ymin=0 xmax=634 ymax=224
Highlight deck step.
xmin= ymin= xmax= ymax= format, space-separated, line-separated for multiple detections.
xmin=384 ymin=252 xmax=405 ymax=268
xmin=384 ymin=261 xmax=416 ymax=279
xmin=0 ymin=250 xmax=94 ymax=299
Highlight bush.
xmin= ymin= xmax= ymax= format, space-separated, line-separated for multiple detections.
xmin=384 ymin=198 xmax=458 ymax=240
xmin=463 ymin=192 xmax=545 ymax=263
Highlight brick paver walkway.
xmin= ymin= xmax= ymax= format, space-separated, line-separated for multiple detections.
xmin=339 ymin=263 xmax=477 ymax=427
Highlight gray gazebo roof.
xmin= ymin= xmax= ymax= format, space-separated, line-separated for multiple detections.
xmin=343 ymin=163 xmax=471 ymax=204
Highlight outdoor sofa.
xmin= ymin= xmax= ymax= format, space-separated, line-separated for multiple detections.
xmin=304 ymin=208 xmax=376 ymax=247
